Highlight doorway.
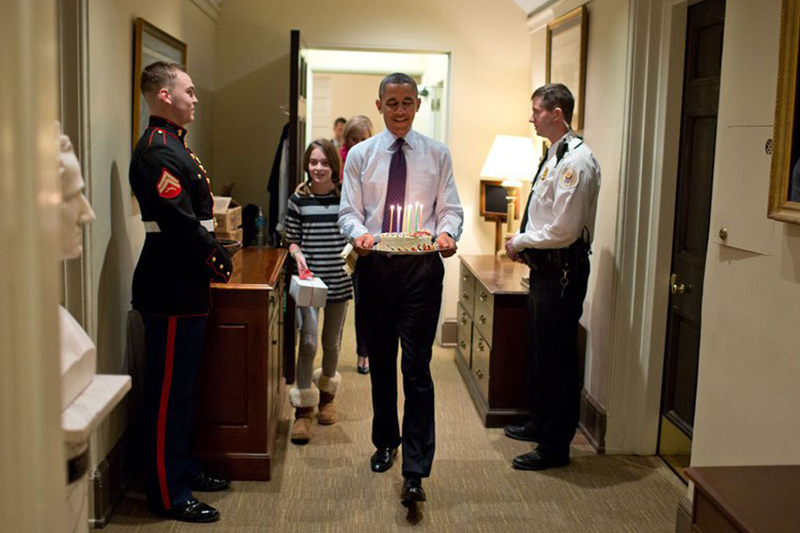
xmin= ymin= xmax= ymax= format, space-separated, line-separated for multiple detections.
xmin=657 ymin=0 xmax=726 ymax=481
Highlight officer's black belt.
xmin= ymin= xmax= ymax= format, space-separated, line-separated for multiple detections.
xmin=144 ymin=219 xmax=215 ymax=233
xmin=520 ymin=239 xmax=588 ymax=269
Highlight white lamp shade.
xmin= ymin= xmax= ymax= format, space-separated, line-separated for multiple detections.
xmin=480 ymin=135 xmax=537 ymax=182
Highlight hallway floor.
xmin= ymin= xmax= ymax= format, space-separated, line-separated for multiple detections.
xmin=105 ymin=307 xmax=686 ymax=532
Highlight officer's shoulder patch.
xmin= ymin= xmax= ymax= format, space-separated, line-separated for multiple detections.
xmin=157 ymin=169 xmax=182 ymax=199
xmin=558 ymin=168 xmax=580 ymax=189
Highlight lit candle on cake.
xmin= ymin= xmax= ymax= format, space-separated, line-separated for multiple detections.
xmin=389 ymin=205 xmax=395 ymax=233
xmin=415 ymin=202 xmax=420 ymax=233
xmin=396 ymin=205 xmax=402 ymax=234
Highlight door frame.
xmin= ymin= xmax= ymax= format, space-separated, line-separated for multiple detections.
xmin=605 ymin=0 xmax=695 ymax=455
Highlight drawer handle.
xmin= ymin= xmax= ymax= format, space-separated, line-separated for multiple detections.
xmin=460 ymin=340 xmax=467 ymax=349
xmin=476 ymin=369 xmax=484 ymax=379
xmin=272 ymin=339 xmax=278 ymax=346
xmin=462 ymin=274 xmax=470 ymax=282
xmin=270 ymin=295 xmax=275 ymax=304
xmin=479 ymin=314 xmax=486 ymax=325
xmin=478 ymin=340 xmax=484 ymax=352
xmin=460 ymin=316 xmax=468 ymax=326
xmin=462 ymin=291 xmax=469 ymax=299
xmin=479 ymin=291 xmax=488 ymax=302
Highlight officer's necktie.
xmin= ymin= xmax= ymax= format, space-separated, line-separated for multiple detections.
xmin=518 ymin=153 xmax=549 ymax=233
xmin=382 ymin=138 xmax=406 ymax=233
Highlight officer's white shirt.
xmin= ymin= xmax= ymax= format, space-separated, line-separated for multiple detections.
xmin=339 ymin=128 xmax=464 ymax=241
xmin=511 ymin=131 xmax=601 ymax=251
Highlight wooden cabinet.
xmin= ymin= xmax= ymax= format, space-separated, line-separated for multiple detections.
xmin=685 ymin=466 xmax=800 ymax=533
xmin=193 ymin=248 xmax=287 ymax=481
xmin=455 ymin=255 xmax=530 ymax=427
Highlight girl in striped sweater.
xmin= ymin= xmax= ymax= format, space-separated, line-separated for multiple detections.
xmin=284 ymin=139 xmax=353 ymax=444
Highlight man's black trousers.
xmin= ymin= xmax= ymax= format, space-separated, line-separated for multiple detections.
xmin=526 ymin=250 xmax=590 ymax=456
xmin=356 ymin=252 xmax=444 ymax=478
xmin=140 ymin=313 xmax=208 ymax=510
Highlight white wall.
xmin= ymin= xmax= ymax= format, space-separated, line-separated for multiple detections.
xmin=87 ymin=0 xmax=217 ymax=471
xmin=692 ymin=0 xmax=800 ymax=466
xmin=529 ymin=0 xmax=630 ymax=408
xmin=214 ymin=0 xmax=532 ymax=320
xmin=311 ymin=72 xmax=387 ymax=142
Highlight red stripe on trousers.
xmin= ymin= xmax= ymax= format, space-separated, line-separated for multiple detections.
xmin=157 ymin=317 xmax=178 ymax=510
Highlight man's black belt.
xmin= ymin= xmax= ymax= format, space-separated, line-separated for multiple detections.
xmin=519 ymin=239 xmax=588 ymax=270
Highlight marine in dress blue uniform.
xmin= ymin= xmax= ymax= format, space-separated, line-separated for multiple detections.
xmin=130 ymin=62 xmax=232 ymax=523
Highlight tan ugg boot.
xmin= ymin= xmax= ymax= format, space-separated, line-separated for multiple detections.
xmin=289 ymin=387 xmax=318 ymax=444
xmin=313 ymin=369 xmax=341 ymax=425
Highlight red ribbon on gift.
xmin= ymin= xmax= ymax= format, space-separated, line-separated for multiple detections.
xmin=298 ymin=268 xmax=317 ymax=305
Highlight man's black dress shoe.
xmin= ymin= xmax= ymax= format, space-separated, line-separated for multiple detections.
xmin=370 ymin=447 xmax=397 ymax=473
xmin=512 ymin=449 xmax=569 ymax=471
xmin=189 ymin=472 xmax=231 ymax=492
xmin=150 ymin=498 xmax=220 ymax=523
xmin=400 ymin=476 xmax=426 ymax=504
xmin=504 ymin=422 xmax=540 ymax=442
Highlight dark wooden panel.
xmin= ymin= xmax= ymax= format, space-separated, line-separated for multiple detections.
xmin=196 ymin=324 xmax=248 ymax=426
xmin=687 ymin=466 xmax=800 ymax=533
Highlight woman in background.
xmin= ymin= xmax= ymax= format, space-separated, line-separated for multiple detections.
xmin=284 ymin=139 xmax=352 ymax=444
xmin=340 ymin=115 xmax=374 ymax=374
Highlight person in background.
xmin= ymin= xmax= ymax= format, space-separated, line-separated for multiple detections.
xmin=504 ymin=83 xmax=601 ymax=471
xmin=284 ymin=139 xmax=352 ymax=444
xmin=332 ymin=117 xmax=346 ymax=149
xmin=339 ymin=73 xmax=463 ymax=505
xmin=340 ymin=115 xmax=374 ymax=171
xmin=130 ymin=61 xmax=232 ymax=524
xmin=340 ymin=114 xmax=375 ymax=375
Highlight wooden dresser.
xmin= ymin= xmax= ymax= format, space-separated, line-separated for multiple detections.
xmin=456 ymin=255 xmax=530 ymax=427
xmin=685 ymin=465 xmax=800 ymax=533
xmin=193 ymin=247 xmax=287 ymax=481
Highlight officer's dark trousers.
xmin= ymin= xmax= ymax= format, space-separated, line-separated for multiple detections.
xmin=526 ymin=250 xmax=590 ymax=456
xmin=141 ymin=313 xmax=208 ymax=510
xmin=356 ymin=252 xmax=444 ymax=478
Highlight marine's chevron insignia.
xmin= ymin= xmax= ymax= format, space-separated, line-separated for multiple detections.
xmin=157 ymin=169 xmax=182 ymax=199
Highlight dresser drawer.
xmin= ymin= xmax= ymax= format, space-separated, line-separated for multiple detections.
xmin=471 ymin=325 xmax=490 ymax=402
xmin=459 ymin=263 xmax=476 ymax=318
xmin=457 ymin=302 xmax=472 ymax=354
xmin=473 ymin=291 xmax=494 ymax=347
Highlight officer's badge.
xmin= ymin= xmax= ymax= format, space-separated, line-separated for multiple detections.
xmin=157 ymin=169 xmax=182 ymax=199
xmin=559 ymin=168 xmax=580 ymax=189
xmin=541 ymin=167 xmax=549 ymax=180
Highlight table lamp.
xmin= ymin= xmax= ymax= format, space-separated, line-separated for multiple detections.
xmin=480 ymin=135 xmax=537 ymax=252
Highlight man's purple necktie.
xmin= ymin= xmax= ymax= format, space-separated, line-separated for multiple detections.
xmin=382 ymin=138 xmax=406 ymax=232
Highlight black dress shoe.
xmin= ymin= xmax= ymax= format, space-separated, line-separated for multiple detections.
xmin=504 ymin=422 xmax=540 ymax=442
xmin=189 ymin=472 xmax=231 ymax=492
xmin=150 ymin=498 xmax=220 ymax=523
xmin=370 ymin=447 xmax=398 ymax=473
xmin=400 ymin=476 xmax=426 ymax=504
xmin=512 ymin=449 xmax=569 ymax=471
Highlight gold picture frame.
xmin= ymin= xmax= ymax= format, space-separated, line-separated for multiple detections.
xmin=546 ymin=6 xmax=589 ymax=132
xmin=769 ymin=0 xmax=800 ymax=224
xmin=132 ymin=18 xmax=187 ymax=147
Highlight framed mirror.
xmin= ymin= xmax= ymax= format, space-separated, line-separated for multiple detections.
xmin=132 ymin=18 xmax=187 ymax=147
xmin=768 ymin=0 xmax=800 ymax=224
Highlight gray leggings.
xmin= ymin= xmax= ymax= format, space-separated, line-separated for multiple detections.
xmin=296 ymin=301 xmax=348 ymax=390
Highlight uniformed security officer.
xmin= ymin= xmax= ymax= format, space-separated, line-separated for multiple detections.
xmin=130 ymin=61 xmax=233 ymax=523
xmin=504 ymin=83 xmax=601 ymax=471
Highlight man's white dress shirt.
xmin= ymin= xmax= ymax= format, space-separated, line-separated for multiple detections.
xmin=339 ymin=128 xmax=463 ymax=241
xmin=511 ymin=132 xmax=601 ymax=251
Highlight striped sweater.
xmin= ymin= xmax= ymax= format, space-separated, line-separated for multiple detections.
xmin=284 ymin=191 xmax=352 ymax=303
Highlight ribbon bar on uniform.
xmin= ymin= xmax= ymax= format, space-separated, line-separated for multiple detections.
xmin=144 ymin=219 xmax=215 ymax=233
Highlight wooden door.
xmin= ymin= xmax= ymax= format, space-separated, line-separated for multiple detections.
xmin=284 ymin=29 xmax=308 ymax=384
xmin=660 ymin=0 xmax=725 ymax=456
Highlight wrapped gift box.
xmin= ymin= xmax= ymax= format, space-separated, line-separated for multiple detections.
xmin=289 ymin=274 xmax=328 ymax=307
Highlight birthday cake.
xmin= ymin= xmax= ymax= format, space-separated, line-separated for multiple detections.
xmin=376 ymin=230 xmax=436 ymax=252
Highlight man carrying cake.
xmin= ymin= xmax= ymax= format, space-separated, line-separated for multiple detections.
xmin=339 ymin=72 xmax=463 ymax=505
